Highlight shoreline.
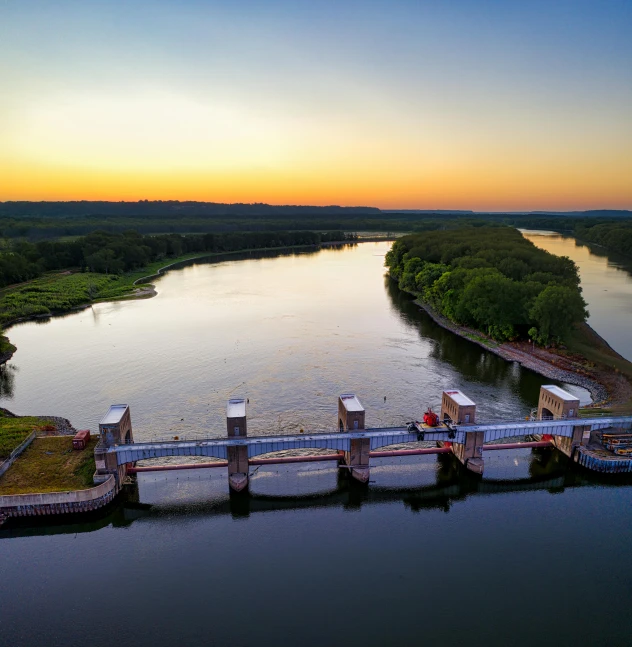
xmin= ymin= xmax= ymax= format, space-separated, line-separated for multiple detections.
xmin=1 ymin=238 xmax=383 ymax=364
xmin=0 ymin=345 xmax=16 ymax=365
xmin=413 ymin=297 xmax=609 ymax=405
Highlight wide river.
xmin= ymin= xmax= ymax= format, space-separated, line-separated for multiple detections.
xmin=1 ymin=232 xmax=632 ymax=646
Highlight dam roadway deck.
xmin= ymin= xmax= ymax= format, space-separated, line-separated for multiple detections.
xmin=91 ymin=389 xmax=632 ymax=495
xmin=104 ymin=416 xmax=632 ymax=464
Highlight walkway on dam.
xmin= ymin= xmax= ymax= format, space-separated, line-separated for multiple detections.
xmin=105 ymin=416 xmax=632 ymax=465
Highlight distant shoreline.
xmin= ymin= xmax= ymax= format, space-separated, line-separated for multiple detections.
xmin=0 ymin=238 xmax=395 ymax=364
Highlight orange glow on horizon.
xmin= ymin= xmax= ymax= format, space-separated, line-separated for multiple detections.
xmin=2 ymin=4 xmax=631 ymax=212
xmin=2 ymin=158 xmax=630 ymax=212
xmin=1 ymin=88 xmax=630 ymax=212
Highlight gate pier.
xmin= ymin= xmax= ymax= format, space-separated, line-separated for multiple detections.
xmin=226 ymin=399 xmax=249 ymax=492
xmin=440 ymin=390 xmax=483 ymax=474
xmin=537 ymin=385 xmax=587 ymax=459
xmin=338 ymin=394 xmax=370 ymax=483
xmin=94 ymin=404 xmax=134 ymax=488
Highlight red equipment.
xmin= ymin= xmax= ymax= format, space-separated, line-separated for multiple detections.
xmin=423 ymin=408 xmax=439 ymax=427
xmin=72 ymin=430 xmax=90 ymax=450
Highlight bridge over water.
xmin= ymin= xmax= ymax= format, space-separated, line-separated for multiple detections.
xmin=94 ymin=386 xmax=632 ymax=493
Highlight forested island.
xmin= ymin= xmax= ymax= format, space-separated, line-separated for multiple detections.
xmin=386 ymin=227 xmax=587 ymax=345
xmin=385 ymin=226 xmax=632 ymax=408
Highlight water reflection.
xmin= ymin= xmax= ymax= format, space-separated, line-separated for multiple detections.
xmin=4 ymin=448 xmax=632 ymax=538
xmin=383 ymin=276 xmax=588 ymax=413
xmin=0 ymin=364 xmax=16 ymax=399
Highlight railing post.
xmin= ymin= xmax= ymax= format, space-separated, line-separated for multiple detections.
xmin=227 ymin=399 xmax=249 ymax=492
xmin=338 ymin=394 xmax=370 ymax=483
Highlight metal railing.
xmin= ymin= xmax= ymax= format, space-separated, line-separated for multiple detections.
xmin=96 ymin=414 xmax=632 ymax=450
xmin=0 ymin=430 xmax=38 ymax=478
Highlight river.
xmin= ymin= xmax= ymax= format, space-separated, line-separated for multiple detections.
xmin=1 ymin=234 xmax=632 ymax=646
xmin=522 ymin=230 xmax=632 ymax=362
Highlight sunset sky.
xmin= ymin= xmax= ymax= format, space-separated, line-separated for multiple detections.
xmin=1 ymin=0 xmax=631 ymax=210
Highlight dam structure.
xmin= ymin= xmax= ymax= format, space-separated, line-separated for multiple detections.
xmin=94 ymin=386 xmax=632 ymax=494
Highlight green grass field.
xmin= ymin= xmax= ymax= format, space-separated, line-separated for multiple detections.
xmin=0 ymin=436 xmax=97 ymax=495
xmin=0 ymin=252 xmax=210 ymax=328
xmin=0 ymin=412 xmax=55 ymax=461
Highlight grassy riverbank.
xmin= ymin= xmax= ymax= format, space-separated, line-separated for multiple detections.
xmin=0 ymin=241 xmax=354 ymax=356
xmin=0 ymin=335 xmax=16 ymax=362
xmin=0 ymin=411 xmax=54 ymax=460
xmin=0 ymin=436 xmax=97 ymax=495
xmin=0 ymin=251 xmax=212 ymax=330
xmin=563 ymin=324 xmax=632 ymax=411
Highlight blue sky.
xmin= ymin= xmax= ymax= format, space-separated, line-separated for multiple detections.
xmin=1 ymin=0 xmax=630 ymax=208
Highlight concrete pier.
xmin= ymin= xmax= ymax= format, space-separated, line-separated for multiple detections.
xmin=226 ymin=398 xmax=249 ymax=492
xmin=537 ymin=386 xmax=588 ymax=460
xmin=338 ymin=394 xmax=370 ymax=483
xmin=94 ymin=404 xmax=133 ymax=488
xmin=440 ymin=390 xmax=483 ymax=474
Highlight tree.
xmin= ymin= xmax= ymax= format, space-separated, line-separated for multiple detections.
xmin=529 ymin=285 xmax=588 ymax=343
xmin=415 ymin=262 xmax=448 ymax=292
xmin=458 ymin=273 xmax=525 ymax=339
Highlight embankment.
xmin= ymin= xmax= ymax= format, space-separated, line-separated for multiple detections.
xmin=1 ymin=239 xmax=368 ymax=365
xmin=412 ymin=297 xmax=631 ymax=409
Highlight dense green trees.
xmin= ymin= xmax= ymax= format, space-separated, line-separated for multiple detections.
xmin=574 ymin=221 xmax=632 ymax=257
xmin=386 ymin=227 xmax=588 ymax=345
xmin=0 ymin=230 xmax=353 ymax=289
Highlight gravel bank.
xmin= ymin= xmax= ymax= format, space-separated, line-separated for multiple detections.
xmin=414 ymin=299 xmax=609 ymax=405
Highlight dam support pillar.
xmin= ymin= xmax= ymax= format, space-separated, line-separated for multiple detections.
xmin=440 ymin=390 xmax=483 ymax=474
xmin=537 ymin=386 xmax=583 ymax=459
xmin=338 ymin=394 xmax=370 ymax=483
xmin=94 ymin=404 xmax=133 ymax=488
xmin=452 ymin=430 xmax=485 ymax=475
xmin=559 ymin=423 xmax=592 ymax=461
xmin=227 ymin=399 xmax=249 ymax=492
